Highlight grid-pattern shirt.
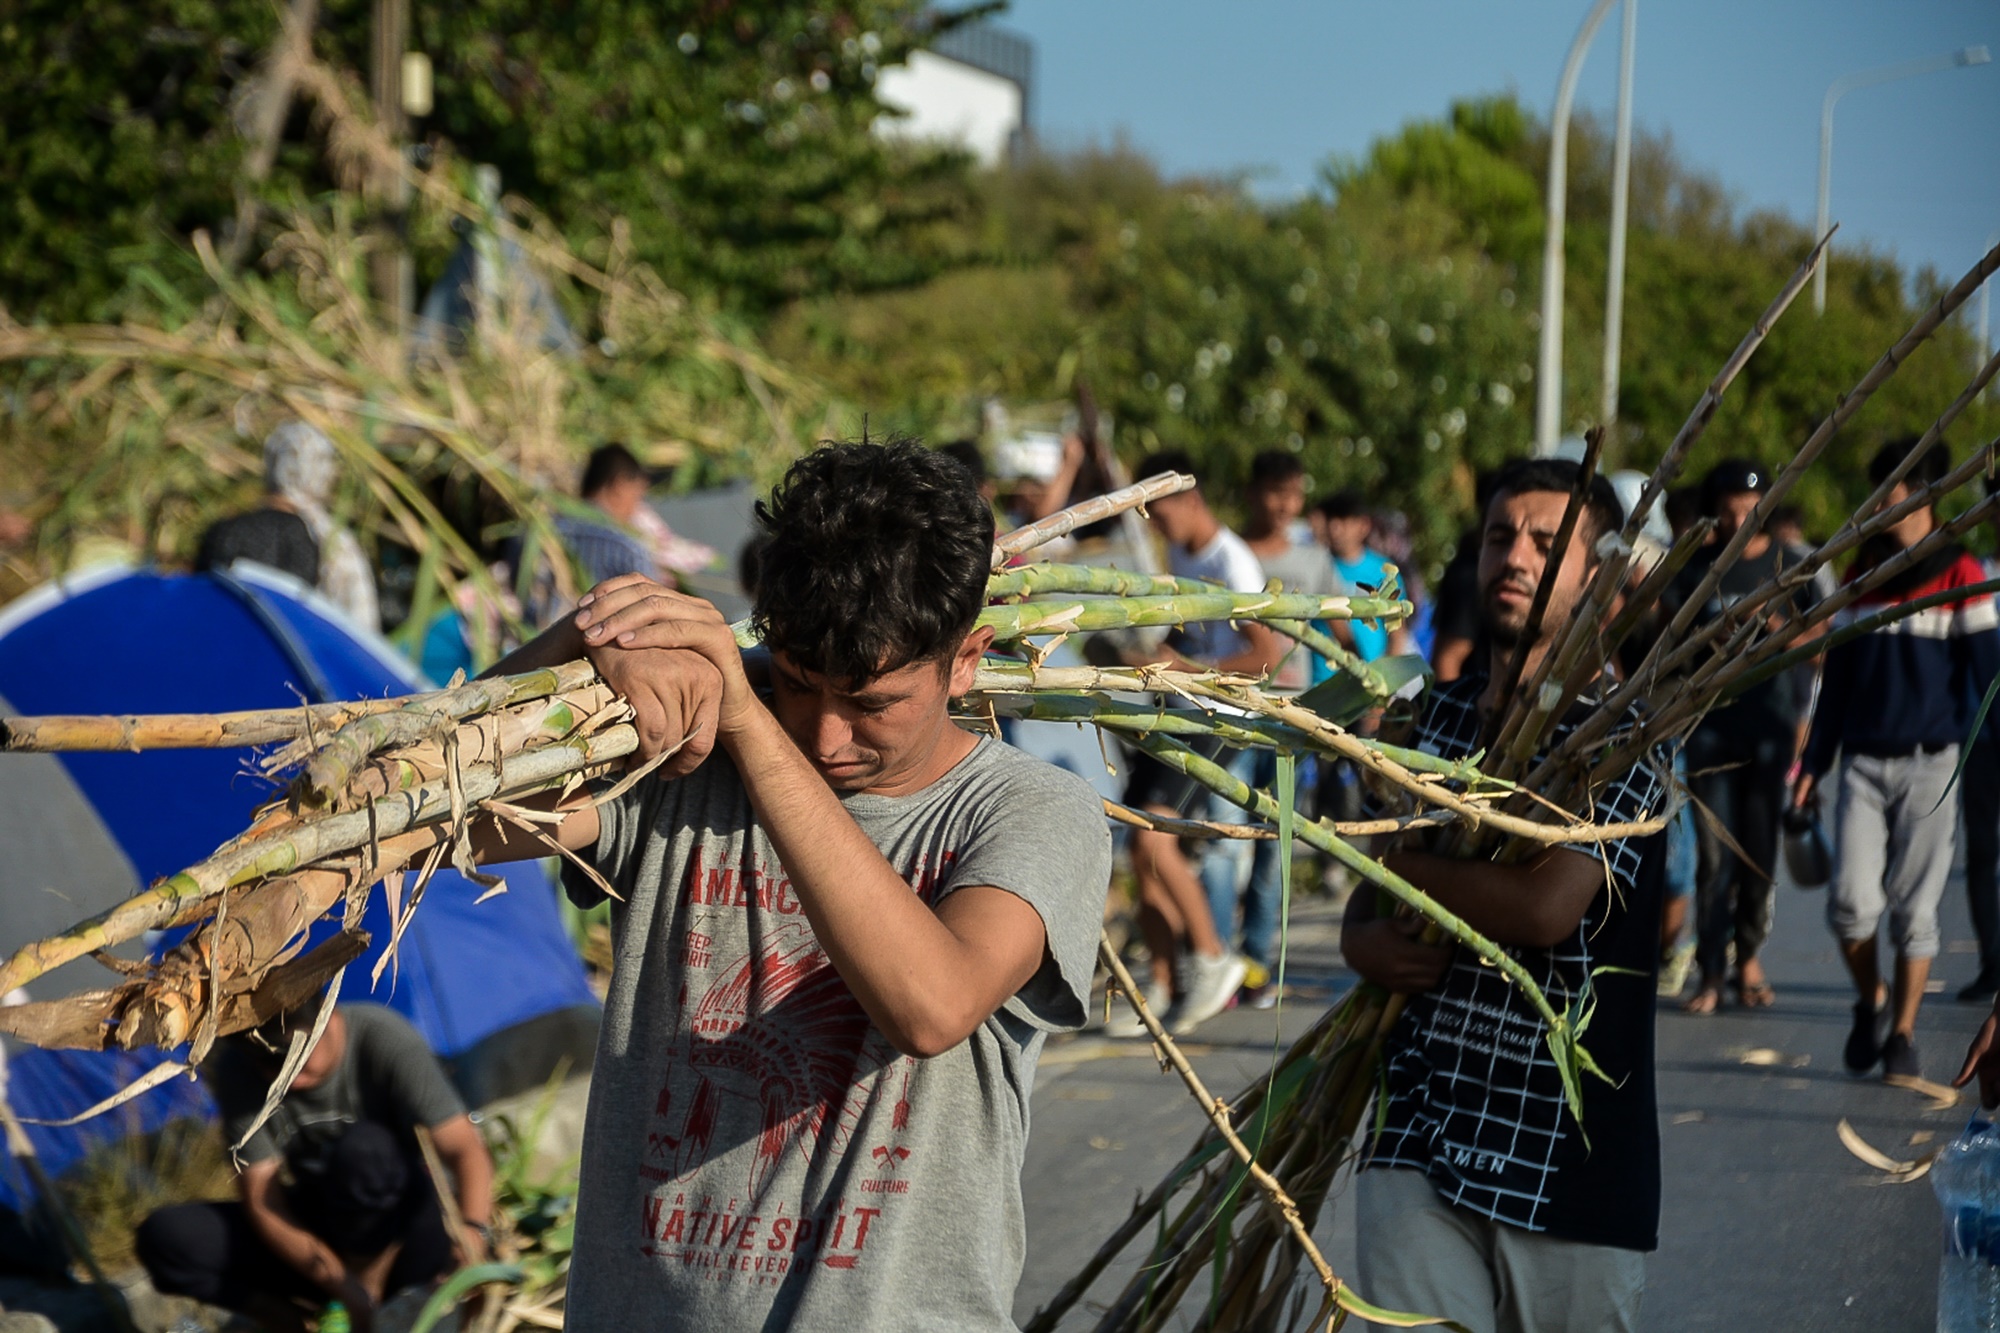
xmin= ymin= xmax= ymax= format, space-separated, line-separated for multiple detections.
xmin=1366 ymin=672 xmax=1668 ymax=1250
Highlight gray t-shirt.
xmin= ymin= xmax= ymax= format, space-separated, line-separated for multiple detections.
xmin=564 ymin=735 xmax=1112 ymax=1331
xmin=208 ymin=1003 xmax=465 ymax=1176
xmin=1254 ymin=539 xmax=1343 ymax=692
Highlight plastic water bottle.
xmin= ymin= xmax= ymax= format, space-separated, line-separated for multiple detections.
xmin=318 ymin=1301 xmax=352 ymax=1333
xmin=1934 ymin=1115 xmax=2000 ymax=1330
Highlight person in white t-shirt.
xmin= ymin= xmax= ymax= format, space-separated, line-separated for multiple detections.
xmin=1112 ymin=451 xmax=1285 ymax=1035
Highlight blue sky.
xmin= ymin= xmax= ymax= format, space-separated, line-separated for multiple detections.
xmin=999 ymin=0 xmax=1998 ymax=290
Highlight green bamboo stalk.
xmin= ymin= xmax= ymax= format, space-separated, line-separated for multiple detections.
xmin=1265 ymin=617 xmax=1374 ymax=684
xmin=976 ymin=693 xmax=1299 ymax=749
xmin=969 ymin=663 xmax=1490 ymax=787
xmin=978 ymin=591 xmax=1410 ymax=641
xmin=985 ymin=565 xmax=1203 ymax=600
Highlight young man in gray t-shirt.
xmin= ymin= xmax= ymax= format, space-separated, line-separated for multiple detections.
xmin=473 ymin=442 xmax=1112 ymax=1330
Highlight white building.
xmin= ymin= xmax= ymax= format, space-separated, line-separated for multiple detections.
xmin=875 ymin=23 xmax=1032 ymax=167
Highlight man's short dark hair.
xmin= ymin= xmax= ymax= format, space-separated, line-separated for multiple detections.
xmin=1699 ymin=457 xmax=1771 ymax=515
xmin=1249 ymin=450 xmax=1304 ymax=489
xmin=1137 ymin=450 xmax=1200 ymax=489
xmin=1487 ymin=459 xmax=1626 ymax=547
xmin=581 ymin=443 xmax=646 ymax=498
xmin=1868 ymin=436 xmax=1949 ymax=490
xmin=752 ymin=441 xmax=994 ymax=683
xmin=1315 ymin=490 xmax=1368 ymax=522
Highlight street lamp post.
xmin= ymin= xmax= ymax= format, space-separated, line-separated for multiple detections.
xmin=1600 ymin=0 xmax=1637 ymax=431
xmin=1534 ymin=0 xmax=1621 ymax=454
xmin=1814 ymin=45 xmax=1990 ymax=316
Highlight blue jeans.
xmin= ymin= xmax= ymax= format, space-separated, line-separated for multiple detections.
xmin=1200 ymin=747 xmax=1288 ymax=969
xmin=1664 ymin=748 xmax=1696 ymax=907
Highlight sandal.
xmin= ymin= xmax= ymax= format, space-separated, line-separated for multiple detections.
xmin=1737 ymin=979 xmax=1777 ymax=1008
xmin=1682 ymin=982 xmax=1724 ymax=1016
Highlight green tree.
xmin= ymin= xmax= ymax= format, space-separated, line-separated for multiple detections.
xmin=0 ymin=0 xmax=988 ymax=322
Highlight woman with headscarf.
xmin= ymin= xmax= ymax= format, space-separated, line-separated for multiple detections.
xmin=196 ymin=420 xmax=379 ymax=631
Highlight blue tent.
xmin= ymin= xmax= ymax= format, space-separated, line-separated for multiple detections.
xmin=0 ymin=563 xmax=599 ymax=1209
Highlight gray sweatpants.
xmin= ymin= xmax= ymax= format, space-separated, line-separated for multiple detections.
xmin=1355 ymin=1169 xmax=1645 ymax=1333
xmin=1828 ymin=748 xmax=1959 ymax=960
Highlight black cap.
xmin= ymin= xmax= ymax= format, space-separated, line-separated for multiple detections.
xmin=1701 ymin=457 xmax=1769 ymax=512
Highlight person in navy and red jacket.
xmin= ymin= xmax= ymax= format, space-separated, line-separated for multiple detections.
xmin=1794 ymin=438 xmax=2000 ymax=1084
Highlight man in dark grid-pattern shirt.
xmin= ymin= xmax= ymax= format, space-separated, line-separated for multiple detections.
xmin=1342 ymin=459 xmax=1667 ymax=1333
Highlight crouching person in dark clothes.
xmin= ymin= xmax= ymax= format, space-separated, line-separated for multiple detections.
xmin=136 ymin=1004 xmax=494 ymax=1332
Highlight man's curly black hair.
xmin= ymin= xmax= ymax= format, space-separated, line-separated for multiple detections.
xmin=750 ymin=439 xmax=995 ymax=683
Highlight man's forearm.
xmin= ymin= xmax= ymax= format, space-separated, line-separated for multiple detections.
xmin=1386 ymin=848 xmax=1599 ymax=950
xmin=246 ymin=1193 xmax=348 ymax=1295
xmin=436 ymin=1133 xmax=495 ymax=1229
xmin=719 ymin=707 xmax=1037 ymax=1058
xmin=480 ymin=616 xmax=586 ymax=680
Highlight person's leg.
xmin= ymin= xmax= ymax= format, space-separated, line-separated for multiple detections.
xmin=1355 ymin=1169 xmax=1497 ymax=1333
xmin=1830 ymin=756 xmax=1892 ymax=1070
xmin=1196 ymin=747 xmax=1261 ymax=954
xmin=1837 ymin=937 xmax=1883 ymax=1011
xmin=1658 ymin=752 xmax=1698 ymax=997
xmin=1962 ymin=737 xmax=2000 ymax=994
xmin=1129 ymin=828 xmax=1186 ymax=993
xmin=1131 ymin=821 xmax=1223 ymax=960
xmin=1882 ymin=749 xmax=1959 ymax=1059
xmin=1238 ymin=747 xmax=1285 ymax=975
xmin=1241 ymin=836 xmax=1283 ymax=973
xmin=1684 ymin=738 xmax=1734 ymax=1011
xmin=1122 ymin=749 xmax=1212 ymax=994
xmin=136 ymin=1201 xmax=318 ymax=1323
xmin=1489 ymin=1225 xmax=1646 ymax=1333
xmin=1892 ymin=952 xmax=1933 ymax=1041
xmin=1730 ymin=731 xmax=1788 ymax=1003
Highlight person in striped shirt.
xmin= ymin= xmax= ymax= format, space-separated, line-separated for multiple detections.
xmin=1793 ymin=438 xmax=2000 ymax=1082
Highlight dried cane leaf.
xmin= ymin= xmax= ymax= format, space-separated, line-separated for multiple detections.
xmin=17 ymin=1059 xmax=192 ymax=1126
xmin=232 ymin=962 xmax=346 ymax=1156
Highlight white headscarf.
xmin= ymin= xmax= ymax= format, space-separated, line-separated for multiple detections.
xmin=264 ymin=420 xmax=380 ymax=631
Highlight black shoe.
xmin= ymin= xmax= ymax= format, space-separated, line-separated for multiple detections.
xmin=1845 ymin=999 xmax=1889 ymax=1074
xmin=1960 ymin=975 xmax=2000 ymax=1004
xmin=1882 ymin=1032 xmax=1922 ymax=1081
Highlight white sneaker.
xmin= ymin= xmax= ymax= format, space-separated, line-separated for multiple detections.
xmin=1167 ymin=952 xmax=1248 ymax=1035
xmin=1102 ymin=978 xmax=1172 ymax=1038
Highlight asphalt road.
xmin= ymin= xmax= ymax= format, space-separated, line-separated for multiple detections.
xmin=1015 ymin=865 xmax=1991 ymax=1331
